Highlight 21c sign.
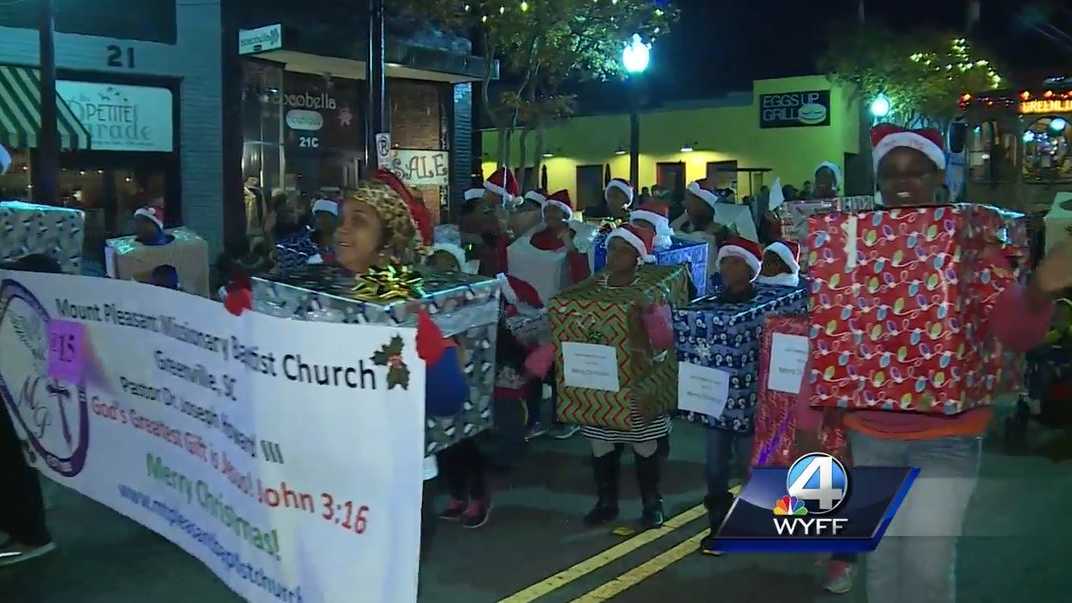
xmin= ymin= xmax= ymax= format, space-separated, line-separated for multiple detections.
xmin=759 ymin=90 xmax=831 ymax=128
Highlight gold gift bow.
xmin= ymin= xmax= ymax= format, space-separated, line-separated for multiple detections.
xmin=351 ymin=264 xmax=426 ymax=302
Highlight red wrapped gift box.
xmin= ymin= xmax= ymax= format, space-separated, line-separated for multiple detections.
xmin=806 ymin=204 xmax=1027 ymax=415
xmin=751 ymin=315 xmax=851 ymax=468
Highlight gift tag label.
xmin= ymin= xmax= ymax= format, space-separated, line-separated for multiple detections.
xmin=48 ymin=319 xmax=86 ymax=384
xmin=768 ymin=332 xmax=809 ymax=394
xmin=678 ymin=361 xmax=730 ymax=418
xmin=562 ymin=342 xmax=620 ymax=392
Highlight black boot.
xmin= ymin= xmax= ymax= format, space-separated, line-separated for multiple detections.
xmin=635 ymin=452 xmax=665 ymax=529
xmin=583 ymin=448 xmax=620 ymax=526
xmin=699 ymin=492 xmax=734 ymax=555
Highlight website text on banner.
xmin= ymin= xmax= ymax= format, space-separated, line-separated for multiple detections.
xmin=0 ymin=271 xmax=425 ymax=603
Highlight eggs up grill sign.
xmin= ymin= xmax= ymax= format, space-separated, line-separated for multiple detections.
xmin=759 ymin=90 xmax=831 ymax=128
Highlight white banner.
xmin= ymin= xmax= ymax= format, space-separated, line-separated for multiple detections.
xmin=0 ymin=272 xmax=424 ymax=602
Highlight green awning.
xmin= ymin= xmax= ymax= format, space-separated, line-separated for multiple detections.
xmin=0 ymin=65 xmax=90 ymax=150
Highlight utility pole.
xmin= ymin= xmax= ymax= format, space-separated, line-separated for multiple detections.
xmin=366 ymin=0 xmax=386 ymax=175
xmin=38 ymin=0 xmax=59 ymax=204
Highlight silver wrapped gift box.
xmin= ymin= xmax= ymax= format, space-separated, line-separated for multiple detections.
xmin=252 ymin=265 xmax=500 ymax=454
xmin=0 ymin=201 xmax=84 ymax=274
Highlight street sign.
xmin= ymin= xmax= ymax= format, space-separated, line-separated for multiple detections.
xmin=239 ymin=24 xmax=282 ymax=55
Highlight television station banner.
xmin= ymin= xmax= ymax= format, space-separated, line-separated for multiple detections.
xmin=0 ymin=271 xmax=425 ymax=603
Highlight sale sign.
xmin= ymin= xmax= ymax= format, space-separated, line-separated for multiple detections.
xmin=0 ymin=271 xmax=425 ymax=602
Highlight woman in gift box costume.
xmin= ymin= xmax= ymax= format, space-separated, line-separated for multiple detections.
xmin=791 ymin=124 xmax=1072 ymax=603
xmin=580 ymin=224 xmax=674 ymax=530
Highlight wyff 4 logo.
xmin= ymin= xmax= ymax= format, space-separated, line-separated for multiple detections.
xmin=772 ymin=453 xmax=849 ymax=537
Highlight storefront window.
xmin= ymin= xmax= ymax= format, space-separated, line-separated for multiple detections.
xmin=968 ymin=120 xmax=1014 ymax=183
xmin=281 ymin=71 xmax=363 ymax=197
xmin=1022 ymin=116 xmax=1072 ymax=183
xmin=242 ymin=60 xmax=285 ymax=201
xmin=388 ymin=79 xmax=449 ymax=224
xmin=0 ymin=148 xmax=31 ymax=200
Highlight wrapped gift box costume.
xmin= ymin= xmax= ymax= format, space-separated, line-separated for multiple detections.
xmin=105 ymin=206 xmax=210 ymax=297
xmin=0 ymin=202 xmax=84 ymax=274
xmin=507 ymin=190 xmax=594 ymax=305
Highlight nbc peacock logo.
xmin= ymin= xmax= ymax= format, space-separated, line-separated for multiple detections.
xmin=773 ymin=495 xmax=808 ymax=516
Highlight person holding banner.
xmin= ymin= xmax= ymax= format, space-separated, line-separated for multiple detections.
xmin=0 ymin=254 xmax=60 ymax=567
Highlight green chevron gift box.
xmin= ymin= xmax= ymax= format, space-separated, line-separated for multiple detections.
xmin=550 ymin=265 xmax=689 ymax=430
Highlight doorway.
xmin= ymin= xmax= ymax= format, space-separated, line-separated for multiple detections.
xmin=657 ymin=162 xmax=686 ymax=218
xmin=576 ymin=164 xmax=604 ymax=212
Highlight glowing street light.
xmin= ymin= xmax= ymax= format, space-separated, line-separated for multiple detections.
xmin=622 ymin=34 xmax=651 ymax=192
xmin=622 ymin=34 xmax=650 ymax=74
xmin=869 ymin=94 xmax=892 ymax=118
xmin=1050 ymin=117 xmax=1068 ymax=133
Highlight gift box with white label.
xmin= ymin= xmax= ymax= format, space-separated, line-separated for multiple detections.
xmin=549 ymin=264 xmax=689 ymax=430
xmin=252 ymin=264 xmax=500 ymax=454
xmin=673 ymin=285 xmax=807 ymax=433
xmin=749 ymin=314 xmax=851 ymax=468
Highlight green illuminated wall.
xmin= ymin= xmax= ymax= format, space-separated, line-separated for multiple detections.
xmin=482 ymin=75 xmax=861 ymax=205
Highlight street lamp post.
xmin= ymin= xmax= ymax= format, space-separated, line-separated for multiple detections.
xmin=622 ymin=34 xmax=650 ymax=192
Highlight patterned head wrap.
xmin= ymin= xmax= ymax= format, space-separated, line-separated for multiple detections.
xmin=346 ymin=180 xmax=421 ymax=266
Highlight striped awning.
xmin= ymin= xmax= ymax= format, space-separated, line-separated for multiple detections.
xmin=0 ymin=65 xmax=90 ymax=150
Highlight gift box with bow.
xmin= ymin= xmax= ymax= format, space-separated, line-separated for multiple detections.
xmin=806 ymin=204 xmax=1027 ymax=415
xmin=252 ymin=264 xmax=500 ymax=454
xmin=673 ymin=285 xmax=808 ymax=433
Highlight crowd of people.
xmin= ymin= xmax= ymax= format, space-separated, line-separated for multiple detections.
xmin=2 ymin=122 xmax=1072 ymax=603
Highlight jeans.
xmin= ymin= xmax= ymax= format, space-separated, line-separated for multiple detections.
xmin=850 ymin=431 xmax=981 ymax=603
xmin=705 ymin=427 xmax=753 ymax=496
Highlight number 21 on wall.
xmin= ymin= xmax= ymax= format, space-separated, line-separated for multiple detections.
xmin=107 ymin=45 xmax=135 ymax=69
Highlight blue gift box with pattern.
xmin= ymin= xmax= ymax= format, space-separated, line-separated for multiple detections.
xmin=672 ymin=285 xmax=807 ymax=433
xmin=593 ymin=234 xmax=709 ymax=298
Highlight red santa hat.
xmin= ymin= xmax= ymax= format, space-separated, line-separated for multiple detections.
xmin=543 ymin=189 xmax=574 ymax=219
xmin=871 ymin=123 xmax=946 ymax=171
xmin=496 ymin=273 xmax=543 ymax=309
xmin=374 ymin=168 xmax=433 ymax=246
xmin=604 ymin=178 xmax=634 ymax=206
xmin=484 ymin=167 xmax=519 ymax=201
xmin=764 ymin=240 xmax=800 ymax=275
xmin=686 ymin=179 xmax=721 ymax=211
xmin=630 ymin=201 xmax=670 ymax=233
xmin=523 ymin=189 xmax=547 ymax=206
xmin=133 ymin=205 xmax=165 ymax=230
xmin=606 ymin=223 xmax=656 ymax=263
xmin=429 ymin=243 xmax=471 ymax=273
xmin=464 ymin=187 xmax=485 ymax=201
xmin=717 ymin=236 xmax=763 ymax=279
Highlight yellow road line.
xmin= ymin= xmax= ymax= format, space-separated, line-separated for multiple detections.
xmin=570 ymin=529 xmax=710 ymax=602
xmin=497 ymin=504 xmax=705 ymax=603
xmin=499 ymin=486 xmax=738 ymax=603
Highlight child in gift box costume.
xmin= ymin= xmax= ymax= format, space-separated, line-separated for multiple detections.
xmin=792 ymin=124 xmax=1072 ymax=603
xmin=630 ymin=201 xmax=674 ymax=250
xmin=586 ymin=178 xmax=634 ymax=221
xmin=756 ymin=240 xmax=801 ymax=288
xmin=506 ymin=189 xmax=592 ymax=306
xmin=576 ymin=224 xmax=675 ymax=530
xmin=688 ymin=237 xmax=794 ymax=556
xmin=132 ymin=206 xmax=173 ymax=246
xmin=671 ymin=180 xmax=732 ymax=278
xmin=462 ymin=168 xmax=518 ymax=277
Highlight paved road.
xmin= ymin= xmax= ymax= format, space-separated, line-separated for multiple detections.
xmin=3 ymin=420 xmax=1072 ymax=602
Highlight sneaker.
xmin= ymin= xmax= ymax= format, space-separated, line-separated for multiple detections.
xmin=0 ymin=539 xmax=56 ymax=567
xmin=525 ymin=421 xmax=548 ymax=441
xmin=438 ymin=498 xmax=467 ymax=521
xmin=461 ymin=499 xmax=491 ymax=529
xmin=698 ymin=533 xmax=722 ymax=556
xmin=823 ymin=560 xmax=856 ymax=594
xmin=548 ymin=424 xmax=580 ymax=440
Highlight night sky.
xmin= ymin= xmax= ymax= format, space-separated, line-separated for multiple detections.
xmin=565 ymin=0 xmax=1072 ymax=113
